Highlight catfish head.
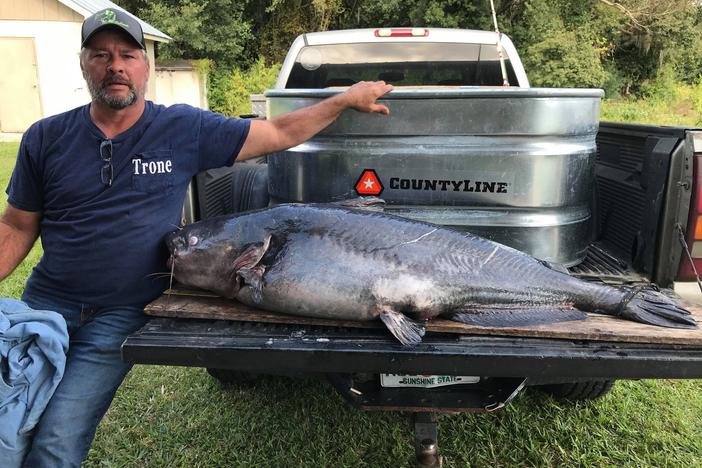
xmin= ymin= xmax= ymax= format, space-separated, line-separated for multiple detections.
xmin=165 ymin=214 xmax=273 ymax=301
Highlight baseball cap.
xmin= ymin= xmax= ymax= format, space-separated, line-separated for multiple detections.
xmin=81 ymin=8 xmax=146 ymax=50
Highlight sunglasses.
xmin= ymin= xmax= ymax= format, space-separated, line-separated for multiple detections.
xmin=100 ymin=139 xmax=113 ymax=187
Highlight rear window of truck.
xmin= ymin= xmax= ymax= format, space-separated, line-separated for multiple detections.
xmin=285 ymin=42 xmax=519 ymax=88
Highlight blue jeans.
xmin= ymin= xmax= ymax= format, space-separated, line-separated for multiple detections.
xmin=20 ymin=292 xmax=149 ymax=468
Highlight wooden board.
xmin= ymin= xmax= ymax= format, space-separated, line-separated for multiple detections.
xmin=144 ymin=290 xmax=702 ymax=346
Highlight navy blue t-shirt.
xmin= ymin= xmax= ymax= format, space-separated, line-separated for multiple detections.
xmin=6 ymin=101 xmax=250 ymax=307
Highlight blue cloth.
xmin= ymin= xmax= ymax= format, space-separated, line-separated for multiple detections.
xmin=20 ymin=292 xmax=148 ymax=468
xmin=6 ymin=102 xmax=251 ymax=307
xmin=0 ymin=298 xmax=68 ymax=468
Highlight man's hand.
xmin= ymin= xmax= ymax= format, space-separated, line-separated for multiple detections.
xmin=340 ymin=81 xmax=394 ymax=115
xmin=237 ymin=80 xmax=393 ymax=161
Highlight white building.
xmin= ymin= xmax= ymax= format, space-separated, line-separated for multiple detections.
xmin=0 ymin=0 xmax=171 ymax=133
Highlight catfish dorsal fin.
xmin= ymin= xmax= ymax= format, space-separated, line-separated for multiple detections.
xmin=330 ymin=197 xmax=386 ymax=211
xmin=537 ymin=259 xmax=570 ymax=275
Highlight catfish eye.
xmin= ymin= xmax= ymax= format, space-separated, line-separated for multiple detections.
xmin=188 ymin=236 xmax=199 ymax=246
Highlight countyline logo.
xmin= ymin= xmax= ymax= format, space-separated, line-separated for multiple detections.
xmin=355 ymin=169 xmax=383 ymax=196
xmin=390 ymin=177 xmax=509 ymax=193
xmin=99 ymin=9 xmax=129 ymax=28
xmin=354 ymin=170 xmax=510 ymax=194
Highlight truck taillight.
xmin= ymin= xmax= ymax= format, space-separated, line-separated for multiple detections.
xmin=678 ymin=152 xmax=702 ymax=280
xmin=374 ymin=28 xmax=429 ymax=38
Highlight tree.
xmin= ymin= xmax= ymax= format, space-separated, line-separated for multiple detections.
xmin=116 ymin=0 xmax=254 ymax=68
xmin=596 ymin=0 xmax=702 ymax=91
xmin=113 ymin=0 xmax=702 ymax=99
xmin=246 ymin=0 xmax=345 ymax=64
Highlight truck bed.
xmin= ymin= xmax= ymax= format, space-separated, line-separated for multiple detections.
xmin=123 ymin=123 xmax=702 ymax=382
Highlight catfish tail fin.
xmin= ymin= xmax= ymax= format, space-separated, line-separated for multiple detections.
xmin=618 ymin=288 xmax=697 ymax=329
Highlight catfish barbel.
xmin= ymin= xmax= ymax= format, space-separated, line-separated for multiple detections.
xmin=165 ymin=200 xmax=697 ymax=346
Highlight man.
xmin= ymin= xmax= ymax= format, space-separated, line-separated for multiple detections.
xmin=0 ymin=8 xmax=392 ymax=466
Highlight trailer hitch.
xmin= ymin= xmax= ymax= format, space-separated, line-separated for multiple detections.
xmin=414 ymin=412 xmax=441 ymax=468
xmin=326 ymin=374 xmax=528 ymax=467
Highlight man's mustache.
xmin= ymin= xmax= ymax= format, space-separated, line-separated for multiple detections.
xmin=102 ymin=76 xmax=135 ymax=89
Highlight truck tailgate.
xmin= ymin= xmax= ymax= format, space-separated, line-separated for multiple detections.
xmin=122 ymin=294 xmax=702 ymax=380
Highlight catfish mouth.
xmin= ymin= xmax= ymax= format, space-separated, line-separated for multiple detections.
xmin=165 ymin=230 xmax=180 ymax=250
xmin=165 ymin=230 xmax=187 ymax=271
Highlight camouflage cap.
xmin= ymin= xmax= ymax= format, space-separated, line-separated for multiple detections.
xmin=81 ymin=8 xmax=146 ymax=50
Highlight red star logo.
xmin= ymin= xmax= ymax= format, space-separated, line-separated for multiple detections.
xmin=355 ymin=169 xmax=384 ymax=196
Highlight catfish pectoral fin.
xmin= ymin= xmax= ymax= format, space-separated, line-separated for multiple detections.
xmin=379 ymin=308 xmax=425 ymax=346
xmin=617 ymin=289 xmax=697 ymax=329
xmin=232 ymin=235 xmax=272 ymax=270
xmin=446 ymin=306 xmax=587 ymax=328
xmin=238 ymin=265 xmax=265 ymax=304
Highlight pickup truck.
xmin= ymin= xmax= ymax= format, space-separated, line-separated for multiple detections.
xmin=122 ymin=28 xmax=702 ymax=464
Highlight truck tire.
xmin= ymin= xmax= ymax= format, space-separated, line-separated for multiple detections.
xmin=229 ymin=163 xmax=269 ymax=213
xmin=535 ymin=380 xmax=616 ymax=401
xmin=194 ymin=162 xmax=269 ymax=221
xmin=206 ymin=368 xmax=260 ymax=385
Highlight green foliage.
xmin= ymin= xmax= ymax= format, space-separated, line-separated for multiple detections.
xmin=190 ymin=59 xmax=212 ymax=79
xmin=601 ymin=63 xmax=629 ymax=98
xmin=666 ymin=27 xmax=702 ymax=86
xmin=693 ymin=80 xmax=702 ymax=125
xmin=508 ymin=0 xmax=569 ymax=45
xmin=597 ymin=0 xmax=699 ymax=95
xmin=601 ymin=79 xmax=702 ymax=126
xmin=116 ymin=0 xmax=255 ymax=69
xmin=117 ymin=0 xmax=702 ymax=99
xmin=208 ymin=58 xmax=281 ymax=117
xmin=524 ymin=31 xmax=608 ymax=88
xmin=508 ymin=0 xmax=615 ymax=89
xmin=641 ymin=64 xmax=678 ymax=101
xmin=337 ymin=0 xmax=492 ymax=30
xmin=248 ymin=0 xmax=345 ymax=64
xmin=139 ymin=1 xmax=208 ymax=60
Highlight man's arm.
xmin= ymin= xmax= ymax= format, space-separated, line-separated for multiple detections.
xmin=0 ymin=205 xmax=41 ymax=282
xmin=236 ymin=81 xmax=393 ymax=161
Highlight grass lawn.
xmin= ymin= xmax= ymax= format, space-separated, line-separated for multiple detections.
xmin=1 ymin=101 xmax=701 ymax=468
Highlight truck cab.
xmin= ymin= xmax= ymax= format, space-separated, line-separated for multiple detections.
xmin=276 ymin=28 xmax=529 ymax=88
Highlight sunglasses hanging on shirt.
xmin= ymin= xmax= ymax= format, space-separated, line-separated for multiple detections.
xmin=100 ymin=139 xmax=113 ymax=187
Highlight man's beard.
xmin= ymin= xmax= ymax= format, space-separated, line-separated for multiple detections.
xmin=85 ymin=73 xmax=145 ymax=109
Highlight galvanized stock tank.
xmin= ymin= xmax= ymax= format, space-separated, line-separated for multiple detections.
xmin=265 ymin=87 xmax=603 ymax=266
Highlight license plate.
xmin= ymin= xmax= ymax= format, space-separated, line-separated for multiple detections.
xmin=380 ymin=374 xmax=480 ymax=388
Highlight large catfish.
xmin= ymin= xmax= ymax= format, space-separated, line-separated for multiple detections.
xmin=165 ymin=199 xmax=697 ymax=346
